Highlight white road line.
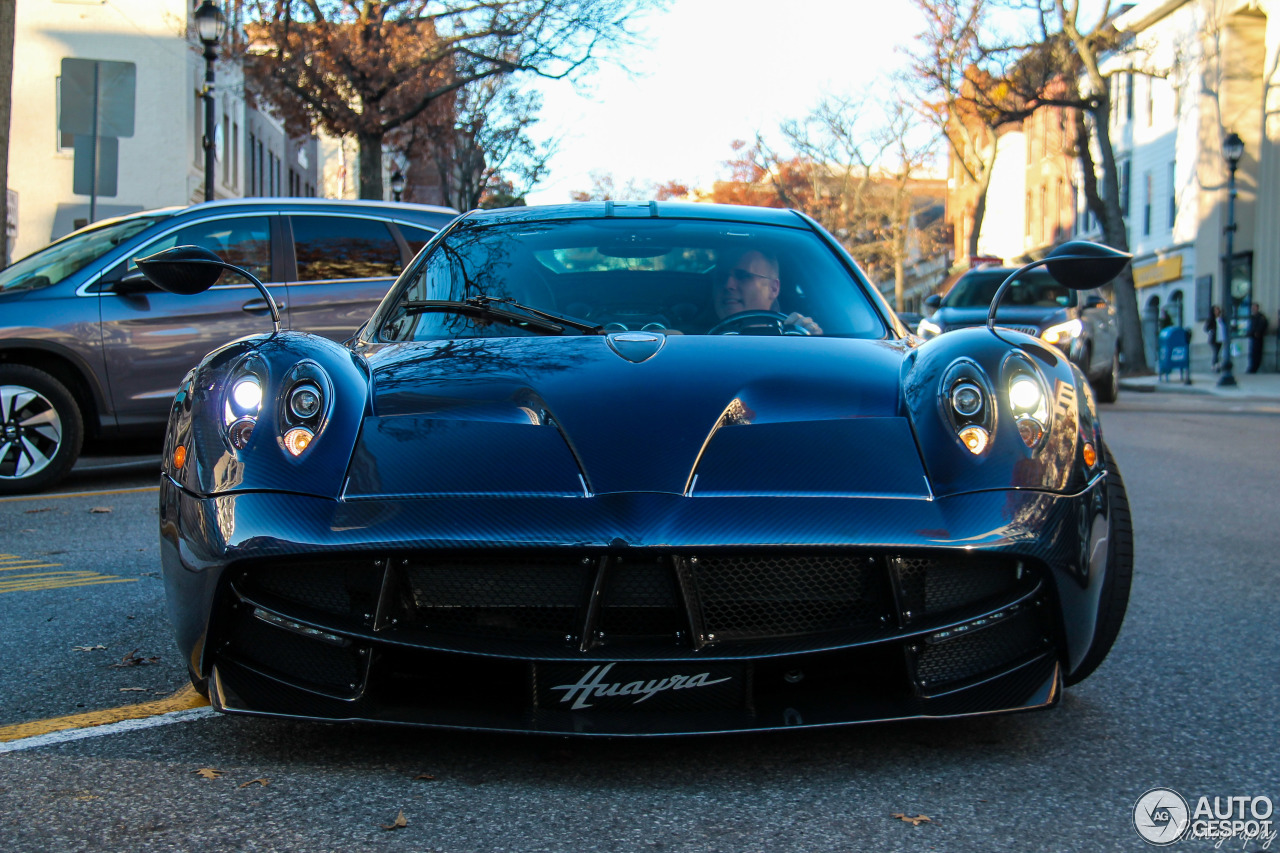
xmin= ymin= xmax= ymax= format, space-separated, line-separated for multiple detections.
xmin=0 ymin=706 xmax=218 ymax=754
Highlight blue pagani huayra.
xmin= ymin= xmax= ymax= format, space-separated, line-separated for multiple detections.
xmin=144 ymin=202 xmax=1133 ymax=736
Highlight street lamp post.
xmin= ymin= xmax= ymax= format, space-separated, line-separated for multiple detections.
xmin=390 ymin=170 xmax=405 ymax=203
xmin=1219 ymin=132 xmax=1244 ymax=387
xmin=195 ymin=1 xmax=227 ymax=203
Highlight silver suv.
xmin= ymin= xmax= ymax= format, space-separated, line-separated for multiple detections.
xmin=0 ymin=198 xmax=457 ymax=493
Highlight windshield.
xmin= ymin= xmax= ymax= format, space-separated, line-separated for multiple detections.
xmin=943 ymin=270 xmax=1077 ymax=309
xmin=0 ymin=216 xmax=168 ymax=294
xmin=376 ymin=218 xmax=886 ymax=341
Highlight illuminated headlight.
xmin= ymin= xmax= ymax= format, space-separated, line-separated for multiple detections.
xmin=941 ymin=358 xmax=995 ymax=456
xmin=1009 ymin=377 xmax=1042 ymax=411
xmin=1041 ymin=318 xmax=1082 ymax=345
xmin=918 ymin=318 xmax=943 ymax=338
xmin=232 ymin=378 xmax=262 ymax=412
xmin=1007 ymin=369 xmax=1049 ymax=448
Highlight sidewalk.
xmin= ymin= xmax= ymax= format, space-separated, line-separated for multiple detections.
xmin=1119 ymin=368 xmax=1280 ymax=400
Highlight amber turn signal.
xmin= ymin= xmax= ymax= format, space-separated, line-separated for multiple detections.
xmin=173 ymin=445 xmax=187 ymax=469
xmin=283 ymin=427 xmax=314 ymax=457
xmin=1082 ymin=442 xmax=1097 ymax=467
xmin=958 ymin=425 xmax=989 ymax=454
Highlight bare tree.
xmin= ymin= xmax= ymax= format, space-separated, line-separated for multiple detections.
xmin=905 ymin=0 xmax=1040 ymax=261
xmin=245 ymin=0 xmax=656 ymax=199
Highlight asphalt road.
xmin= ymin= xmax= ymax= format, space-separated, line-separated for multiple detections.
xmin=1 ymin=395 xmax=1277 ymax=852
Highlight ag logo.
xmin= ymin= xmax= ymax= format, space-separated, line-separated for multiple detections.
xmin=1133 ymin=788 xmax=1190 ymax=845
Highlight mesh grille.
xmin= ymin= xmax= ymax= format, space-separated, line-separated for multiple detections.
xmin=692 ymin=554 xmax=890 ymax=641
xmin=405 ymin=557 xmax=592 ymax=641
xmin=915 ymin=609 xmax=1043 ymax=685
xmin=246 ymin=561 xmax=381 ymax=619
xmin=891 ymin=555 xmax=1022 ymax=617
xmin=226 ymin=613 xmax=361 ymax=694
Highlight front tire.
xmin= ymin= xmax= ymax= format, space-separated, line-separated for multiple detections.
xmin=1065 ymin=444 xmax=1133 ymax=685
xmin=1093 ymin=349 xmax=1120 ymax=404
xmin=0 ymin=365 xmax=85 ymax=495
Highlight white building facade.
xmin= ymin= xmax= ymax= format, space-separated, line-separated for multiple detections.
xmin=6 ymin=1 xmax=317 ymax=263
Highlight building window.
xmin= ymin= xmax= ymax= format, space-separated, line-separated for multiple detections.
xmin=1039 ymin=185 xmax=1047 ymax=243
xmin=1143 ymin=171 xmax=1152 ymax=236
xmin=1145 ymin=76 xmax=1154 ymax=127
xmin=232 ymin=122 xmax=239 ymax=188
xmin=1168 ymin=162 xmax=1177 ymax=230
xmin=1025 ymin=191 xmax=1032 ymax=238
xmin=1125 ymin=72 xmax=1134 ymax=120
xmin=1120 ymin=160 xmax=1131 ymax=217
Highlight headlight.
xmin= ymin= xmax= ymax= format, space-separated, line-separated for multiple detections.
xmin=940 ymin=359 xmax=995 ymax=455
xmin=1004 ymin=356 xmax=1050 ymax=449
xmin=223 ymin=356 xmax=268 ymax=450
xmin=1041 ymin=318 xmax=1082 ymax=345
xmin=918 ymin=318 xmax=943 ymax=338
xmin=277 ymin=361 xmax=332 ymax=458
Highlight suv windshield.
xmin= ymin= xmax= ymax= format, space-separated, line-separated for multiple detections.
xmin=377 ymin=218 xmax=886 ymax=341
xmin=0 ymin=215 xmax=169 ymax=294
xmin=945 ymin=270 xmax=1076 ymax=309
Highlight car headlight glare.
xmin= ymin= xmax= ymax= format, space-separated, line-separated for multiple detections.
xmin=232 ymin=378 xmax=262 ymax=413
xmin=958 ymin=426 xmax=989 ymax=454
xmin=1009 ymin=377 xmax=1042 ymax=411
xmin=918 ymin=318 xmax=943 ymax=338
xmin=283 ymin=427 xmax=314 ymax=456
xmin=1041 ymin=318 xmax=1082 ymax=344
xmin=951 ymin=382 xmax=984 ymax=417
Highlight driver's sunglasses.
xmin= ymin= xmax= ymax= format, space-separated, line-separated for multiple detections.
xmin=727 ymin=268 xmax=777 ymax=284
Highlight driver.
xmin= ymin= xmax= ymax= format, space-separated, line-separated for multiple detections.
xmin=712 ymin=250 xmax=822 ymax=334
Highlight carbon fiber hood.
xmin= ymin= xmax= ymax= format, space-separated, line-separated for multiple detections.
xmin=345 ymin=334 xmax=928 ymax=498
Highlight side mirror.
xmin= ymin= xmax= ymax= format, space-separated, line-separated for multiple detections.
xmin=1082 ymin=293 xmax=1107 ymax=309
xmin=104 ymin=269 xmax=158 ymax=295
xmin=924 ymin=294 xmax=942 ymax=312
xmin=988 ymin=241 xmax=1130 ymax=331
xmin=136 ymin=245 xmax=226 ymax=295
xmin=137 ymin=245 xmax=280 ymax=333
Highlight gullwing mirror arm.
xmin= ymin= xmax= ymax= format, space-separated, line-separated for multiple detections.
xmin=137 ymin=245 xmax=280 ymax=334
xmin=987 ymin=241 xmax=1131 ymax=331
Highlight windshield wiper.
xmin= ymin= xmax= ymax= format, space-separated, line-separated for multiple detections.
xmin=402 ymin=295 xmax=604 ymax=336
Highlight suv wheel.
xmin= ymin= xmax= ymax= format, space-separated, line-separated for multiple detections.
xmin=1094 ymin=350 xmax=1120 ymax=404
xmin=0 ymin=365 xmax=84 ymax=494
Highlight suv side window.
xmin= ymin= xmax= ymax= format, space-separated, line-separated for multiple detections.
xmin=127 ymin=216 xmax=272 ymax=286
xmin=292 ymin=216 xmax=401 ymax=281
xmin=399 ymin=224 xmax=437 ymax=257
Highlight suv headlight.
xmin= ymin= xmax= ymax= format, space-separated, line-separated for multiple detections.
xmin=1041 ymin=318 xmax=1082 ymax=345
xmin=918 ymin=318 xmax=943 ymax=338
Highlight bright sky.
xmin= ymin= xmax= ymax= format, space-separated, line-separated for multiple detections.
xmin=523 ymin=0 xmax=929 ymax=204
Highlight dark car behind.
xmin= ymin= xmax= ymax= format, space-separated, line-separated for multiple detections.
xmin=0 ymin=197 xmax=457 ymax=493
xmin=919 ymin=266 xmax=1121 ymax=402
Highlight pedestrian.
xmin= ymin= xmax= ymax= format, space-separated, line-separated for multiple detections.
xmin=1246 ymin=303 xmax=1269 ymax=373
xmin=1204 ymin=305 xmax=1222 ymax=371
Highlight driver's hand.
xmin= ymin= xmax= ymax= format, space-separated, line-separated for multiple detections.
xmin=784 ymin=313 xmax=823 ymax=335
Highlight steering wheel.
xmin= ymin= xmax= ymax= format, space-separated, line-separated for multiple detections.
xmin=707 ymin=310 xmax=812 ymax=336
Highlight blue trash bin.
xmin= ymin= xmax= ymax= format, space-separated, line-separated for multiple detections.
xmin=1158 ymin=326 xmax=1191 ymax=383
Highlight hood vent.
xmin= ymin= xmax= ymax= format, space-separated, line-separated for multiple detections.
xmin=606 ymin=332 xmax=666 ymax=364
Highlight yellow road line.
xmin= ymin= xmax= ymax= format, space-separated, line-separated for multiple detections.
xmin=0 ymin=485 xmax=159 ymax=503
xmin=0 ymin=684 xmax=209 ymax=743
xmin=0 ymin=562 xmax=63 ymax=571
xmin=0 ymin=571 xmax=136 ymax=591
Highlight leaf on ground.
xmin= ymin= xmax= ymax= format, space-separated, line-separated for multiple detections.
xmin=111 ymin=648 xmax=160 ymax=667
xmin=23 ymin=507 xmax=53 ymax=514
xmin=380 ymin=810 xmax=408 ymax=831
xmin=890 ymin=813 xmax=932 ymax=826
xmin=73 ymin=644 xmax=107 ymax=652
xmin=89 ymin=507 xmax=113 ymax=514
xmin=414 ymin=774 xmax=436 ymax=781
xmin=238 ymin=778 xmax=269 ymax=788
xmin=118 ymin=687 xmax=147 ymax=692
xmin=194 ymin=767 xmax=223 ymax=780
